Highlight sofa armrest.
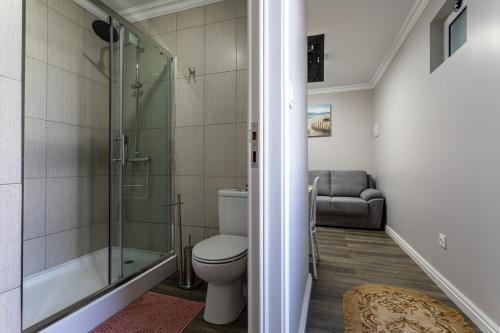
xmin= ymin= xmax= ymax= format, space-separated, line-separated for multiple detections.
xmin=360 ymin=189 xmax=383 ymax=201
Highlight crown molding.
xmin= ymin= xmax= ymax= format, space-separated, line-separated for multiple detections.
xmin=308 ymin=0 xmax=430 ymax=96
xmin=119 ymin=0 xmax=223 ymax=22
xmin=370 ymin=0 xmax=431 ymax=87
xmin=307 ymin=82 xmax=374 ymax=95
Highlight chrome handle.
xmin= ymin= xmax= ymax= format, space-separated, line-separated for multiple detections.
xmin=112 ymin=134 xmax=126 ymax=166
xmin=162 ymin=201 xmax=184 ymax=207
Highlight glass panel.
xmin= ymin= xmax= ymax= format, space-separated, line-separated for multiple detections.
xmin=449 ymin=7 xmax=467 ymax=56
xmin=116 ymin=27 xmax=175 ymax=279
xmin=22 ymin=4 xmax=111 ymax=328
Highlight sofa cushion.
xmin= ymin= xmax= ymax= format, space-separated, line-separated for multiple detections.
xmin=309 ymin=170 xmax=331 ymax=196
xmin=331 ymin=170 xmax=368 ymax=197
xmin=331 ymin=197 xmax=368 ymax=216
xmin=316 ymin=196 xmax=332 ymax=214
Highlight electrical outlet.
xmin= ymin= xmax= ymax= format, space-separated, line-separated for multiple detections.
xmin=439 ymin=233 xmax=447 ymax=249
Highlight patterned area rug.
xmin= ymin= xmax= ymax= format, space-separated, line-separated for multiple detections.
xmin=91 ymin=292 xmax=204 ymax=333
xmin=343 ymin=285 xmax=474 ymax=333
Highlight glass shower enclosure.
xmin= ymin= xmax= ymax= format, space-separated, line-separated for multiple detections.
xmin=22 ymin=0 xmax=175 ymax=330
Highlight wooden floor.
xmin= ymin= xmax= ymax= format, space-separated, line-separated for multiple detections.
xmin=306 ymin=227 xmax=479 ymax=332
xmin=152 ymin=273 xmax=247 ymax=333
xmin=151 ymin=227 xmax=478 ymax=333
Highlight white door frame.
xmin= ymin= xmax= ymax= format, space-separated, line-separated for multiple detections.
xmin=248 ymin=0 xmax=309 ymax=332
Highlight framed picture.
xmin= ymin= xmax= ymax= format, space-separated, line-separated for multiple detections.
xmin=308 ymin=104 xmax=332 ymax=137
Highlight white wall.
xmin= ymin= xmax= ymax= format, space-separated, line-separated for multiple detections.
xmin=373 ymin=0 xmax=500 ymax=329
xmin=308 ymin=90 xmax=374 ymax=173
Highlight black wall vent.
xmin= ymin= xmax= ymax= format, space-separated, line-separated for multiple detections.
xmin=308 ymin=34 xmax=324 ymax=83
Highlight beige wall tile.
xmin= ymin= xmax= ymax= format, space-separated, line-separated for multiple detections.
xmin=84 ymin=27 xmax=109 ymax=85
xmin=175 ymin=126 xmax=204 ymax=176
xmin=48 ymin=10 xmax=84 ymax=75
xmin=205 ymin=124 xmax=237 ymax=176
xmin=133 ymin=20 xmax=151 ymax=35
xmin=47 ymin=65 xmax=84 ymax=126
xmin=46 ymin=122 xmax=84 ymax=177
xmin=149 ymin=175 xmax=172 ymax=223
xmin=24 ymin=118 xmax=46 ymax=179
xmin=0 ymin=288 xmax=21 ymax=333
xmin=204 ymin=176 xmax=237 ymax=228
xmin=206 ymin=0 xmax=237 ymax=24
xmin=82 ymin=222 xmax=107 ymax=254
xmin=48 ymin=0 xmax=84 ymax=26
xmin=176 ymin=77 xmax=204 ymax=127
xmin=150 ymin=129 xmax=171 ymax=176
xmin=150 ymin=13 xmax=177 ymax=35
xmin=152 ymin=31 xmax=177 ymax=55
xmin=205 ymin=228 xmax=219 ymax=239
xmin=0 ymin=185 xmax=21 ymax=293
xmin=177 ymin=26 xmax=205 ymax=78
xmin=23 ymin=178 xmax=46 ymax=241
xmin=46 ymin=177 xmax=87 ymax=234
xmin=237 ymin=70 xmax=248 ymax=122
xmin=237 ymin=176 xmax=248 ymax=189
xmin=205 ymin=71 xmax=237 ymax=125
xmin=175 ymin=176 xmax=204 ymax=227
xmin=237 ymin=18 xmax=248 ymax=70
xmin=177 ymin=7 xmax=205 ymax=30
xmin=205 ymin=20 xmax=237 ymax=74
xmin=23 ymin=238 xmax=45 ymax=277
xmin=84 ymin=80 xmax=109 ymax=130
xmin=26 ymin=0 xmax=48 ymax=63
xmin=0 ymin=1 xmax=22 ymax=81
xmin=45 ymin=228 xmax=83 ymax=268
xmin=0 ymin=77 xmax=21 ymax=184
xmin=25 ymin=57 xmax=47 ymax=120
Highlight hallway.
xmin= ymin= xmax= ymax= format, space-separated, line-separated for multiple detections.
xmin=306 ymin=228 xmax=478 ymax=332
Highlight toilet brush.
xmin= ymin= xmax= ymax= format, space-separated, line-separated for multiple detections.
xmin=175 ymin=193 xmax=202 ymax=290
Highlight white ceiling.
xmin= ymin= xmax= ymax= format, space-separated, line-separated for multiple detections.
xmin=307 ymin=0 xmax=418 ymax=89
xmin=101 ymin=0 xmax=419 ymax=89
xmin=101 ymin=0 xmax=161 ymax=12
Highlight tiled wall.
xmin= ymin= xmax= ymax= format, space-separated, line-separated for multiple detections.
xmin=0 ymin=0 xmax=22 ymax=331
xmin=23 ymin=0 xmax=110 ymax=276
xmin=136 ymin=0 xmax=248 ymax=247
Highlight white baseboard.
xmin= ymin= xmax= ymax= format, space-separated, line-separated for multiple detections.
xmin=41 ymin=255 xmax=177 ymax=333
xmin=299 ymin=274 xmax=313 ymax=333
xmin=386 ymin=226 xmax=499 ymax=333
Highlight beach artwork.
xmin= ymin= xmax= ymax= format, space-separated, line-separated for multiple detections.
xmin=308 ymin=104 xmax=332 ymax=137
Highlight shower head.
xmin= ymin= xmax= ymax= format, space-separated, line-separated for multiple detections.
xmin=92 ymin=20 xmax=119 ymax=43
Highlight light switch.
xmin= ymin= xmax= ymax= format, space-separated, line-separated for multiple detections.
xmin=373 ymin=122 xmax=380 ymax=138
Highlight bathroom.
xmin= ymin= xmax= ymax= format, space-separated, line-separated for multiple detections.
xmin=22 ymin=0 xmax=249 ymax=331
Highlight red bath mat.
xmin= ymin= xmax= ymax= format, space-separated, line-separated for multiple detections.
xmin=91 ymin=292 xmax=204 ymax=333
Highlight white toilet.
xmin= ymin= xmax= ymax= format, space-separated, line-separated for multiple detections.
xmin=192 ymin=189 xmax=248 ymax=325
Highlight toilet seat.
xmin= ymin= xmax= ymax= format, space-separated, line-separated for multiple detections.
xmin=193 ymin=235 xmax=248 ymax=264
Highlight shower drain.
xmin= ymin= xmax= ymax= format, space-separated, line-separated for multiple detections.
xmin=124 ymin=260 xmax=135 ymax=264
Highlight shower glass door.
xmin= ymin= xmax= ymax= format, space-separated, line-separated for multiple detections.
xmin=111 ymin=25 xmax=175 ymax=281
xmin=22 ymin=1 xmax=175 ymax=330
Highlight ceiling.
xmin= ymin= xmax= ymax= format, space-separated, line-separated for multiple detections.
xmin=101 ymin=0 xmax=163 ymax=12
xmin=101 ymin=0 xmax=420 ymax=89
xmin=307 ymin=0 xmax=418 ymax=89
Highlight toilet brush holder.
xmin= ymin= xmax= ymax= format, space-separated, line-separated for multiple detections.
xmin=178 ymin=235 xmax=202 ymax=290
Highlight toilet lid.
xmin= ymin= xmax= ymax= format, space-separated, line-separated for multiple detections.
xmin=192 ymin=235 xmax=248 ymax=263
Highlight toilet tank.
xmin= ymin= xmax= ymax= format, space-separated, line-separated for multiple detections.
xmin=218 ymin=189 xmax=248 ymax=236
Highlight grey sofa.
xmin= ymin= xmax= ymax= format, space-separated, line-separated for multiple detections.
xmin=308 ymin=170 xmax=384 ymax=230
